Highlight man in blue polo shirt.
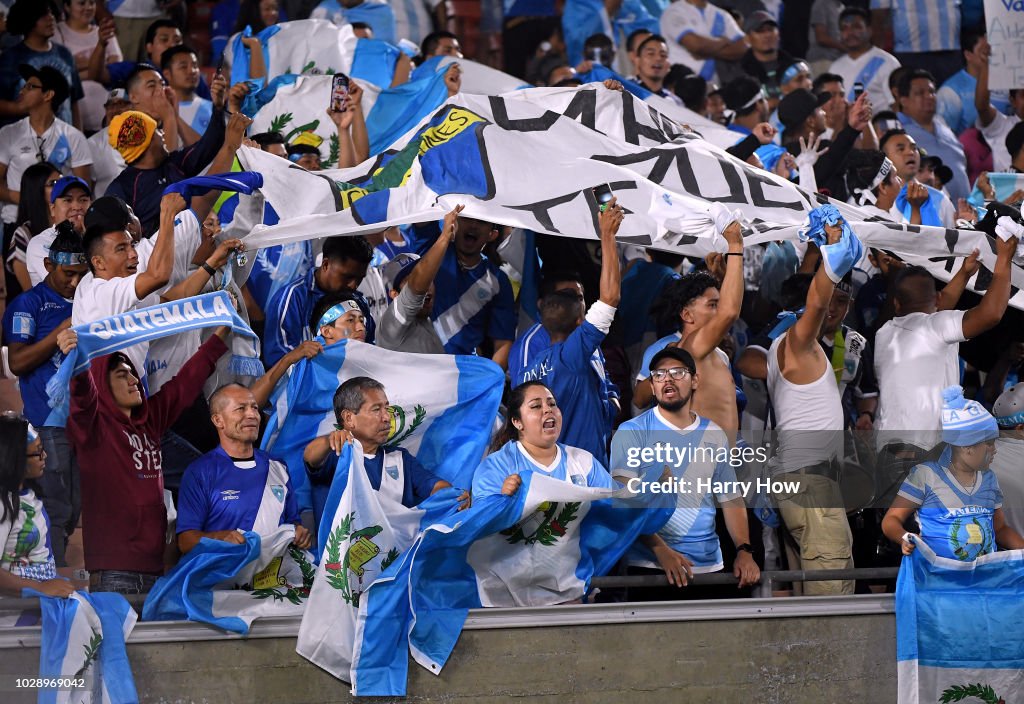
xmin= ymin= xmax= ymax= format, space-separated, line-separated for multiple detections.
xmin=177 ymin=384 xmax=312 ymax=554
xmin=517 ymin=199 xmax=623 ymax=466
xmin=263 ymin=235 xmax=375 ymax=367
xmin=1 ymin=224 xmax=88 ymax=567
xmin=429 ymin=216 xmax=516 ymax=369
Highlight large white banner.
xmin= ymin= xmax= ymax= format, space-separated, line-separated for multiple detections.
xmin=239 ymin=85 xmax=1024 ymax=309
xmin=985 ymin=0 xmax=1024 ymax=91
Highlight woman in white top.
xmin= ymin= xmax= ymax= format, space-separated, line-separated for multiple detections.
xmin=5 ymin=163 xmax=59 ymax=293
xmin=55 ymin=0 xmax=123 ymax=133
xmin=0 ymin=415 xmax=74 ymax=598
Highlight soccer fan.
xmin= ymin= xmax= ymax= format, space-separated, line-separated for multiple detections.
xmin=828 ymin=7 xmax=900 ymax=112
xmin=659 ymin=0 xmax=746 ymax=85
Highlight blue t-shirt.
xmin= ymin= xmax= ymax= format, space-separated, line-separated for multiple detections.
xmin=1 ymin=283 xmax=71 ymax=427
xmin=306 ymin=446 xmax=442 ymax=532
xmin=0 ymin=42 xmax=83 ymax=127
xmin=503 ymin=0 xmax=558 ymax=18
xmin=176 ymin=448 xmax=300 ymax=535
xmin=263 ymin=268 xmax=375 ymax=366
xmin=472 ymin=441 xmax=615 ymax=498
xmin=430 ymin=249 xmax=516 ymax=356
xmin=897 ymin=450 xmax=1003 ymax=562
xmin=612 ymin=410 xmax=739 ymax=570
xmin=616 ymin=260 xmax=681 ymax=347
xmin=518 ymin=320 xmax=616 ymax=466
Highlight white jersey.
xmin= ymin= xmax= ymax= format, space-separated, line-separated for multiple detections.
xmin=828 ymin=46 xmax=901 ymax=112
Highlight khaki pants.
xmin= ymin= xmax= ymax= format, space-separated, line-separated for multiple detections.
xmin=775 ymin=473 xmax=854 ymax=596
xmin=113 ymin=15 xmax=164 ymax=63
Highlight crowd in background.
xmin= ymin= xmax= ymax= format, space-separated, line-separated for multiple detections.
xmin=0 ymin=0 xmax=1023 ymax=607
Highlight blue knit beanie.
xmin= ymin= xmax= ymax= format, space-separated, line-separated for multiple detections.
xmin=941 ymin=386 xmax=999 ymax=447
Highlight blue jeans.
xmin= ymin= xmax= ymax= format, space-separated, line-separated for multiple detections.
xmin=37 ymin=426 xmax=80 ymax=567
xmin=90 ymin=570 xmax=159 ymax=595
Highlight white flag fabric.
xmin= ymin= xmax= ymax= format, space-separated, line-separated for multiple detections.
xmin=224 ymin=19 xmax=358 ymax=80
xmin=238 ymin=85 xmax=1024 ymax=309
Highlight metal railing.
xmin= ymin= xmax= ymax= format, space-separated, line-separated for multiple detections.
xmin=0 ymin=567 xmax=900 ymax=613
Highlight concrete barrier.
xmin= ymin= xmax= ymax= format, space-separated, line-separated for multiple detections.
xmin=0 ymin=595 xmax=896 ymax=703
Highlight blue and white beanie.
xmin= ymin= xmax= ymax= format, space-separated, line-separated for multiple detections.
xmin=993 ymin=382 xmax=1024 ymax=428
xmin=941 ymin=386 xmax=999 ymax=446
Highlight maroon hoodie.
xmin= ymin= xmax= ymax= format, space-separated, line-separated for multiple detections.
xmin=69 ymin=335 xmax=228 ymax=574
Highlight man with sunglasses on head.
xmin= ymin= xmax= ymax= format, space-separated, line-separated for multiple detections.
xmin=0 ymin=65 xmax=91 ymax=230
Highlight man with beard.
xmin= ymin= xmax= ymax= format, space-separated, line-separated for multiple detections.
xmin=176 ymin=384 xmax=312 ymax=554
xmin=613 ymin=347 xmax=760 ymax=599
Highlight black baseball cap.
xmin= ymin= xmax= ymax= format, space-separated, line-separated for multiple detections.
xmin=18 ymin=64 xmax=69 ymax=108
xmin=778 ymin=88 xmax=830 ymax=129
xmin=649 ymin=347 xmax=697 ymax=375
xmin=744 ymin=10 xmax=778 ymax=33
xmin=85 ymin=196 xmax=132 ymax=231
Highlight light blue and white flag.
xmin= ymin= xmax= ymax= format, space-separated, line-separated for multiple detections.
xmin=44 ymin=291 xmax=258 ymax=425
xmin=897 ymin=535 xmax=1024 ymax=703
xmin=223 ymin=19 xmax=359 ymax=82
xmin=262 ymin=339 xmax=504 ymax=512
xmin=297 ymin=443 xmax=669 ymax=695
xmin=142 ymin=525 xmax=314 ymax=635
xmin=967 ymin=172 xmax=1024 ymax=212
xmin=32 ymin=590 xmax=138 ymax=704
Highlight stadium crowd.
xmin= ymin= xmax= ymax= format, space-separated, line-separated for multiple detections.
xmin=2 ymin=0 xmax=1024 ymax=608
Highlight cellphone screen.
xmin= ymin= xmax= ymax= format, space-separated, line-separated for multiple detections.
xmin=853 ymin=82 xmax=864 ymax=98
xmin=330 ymin=73 xmax=351 ymax=113
xmin=593 ymin=184 xmax=614 ymax=212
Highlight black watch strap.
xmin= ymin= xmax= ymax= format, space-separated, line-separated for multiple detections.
xmin=735 ymin=543 xmax=753 ymax=554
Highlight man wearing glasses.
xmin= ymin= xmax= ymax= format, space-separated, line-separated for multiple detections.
xmin=0 ymin=65 xmax=92 ymax=230
xmin=612 ymin=346 xmax=760 ymax=599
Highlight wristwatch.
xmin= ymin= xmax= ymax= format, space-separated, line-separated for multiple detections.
xmin=735 ymin=543 xmax=753 ymax=554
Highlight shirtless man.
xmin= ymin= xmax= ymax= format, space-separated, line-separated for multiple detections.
xmin=634 ymin=219 xmax=744 ymax=445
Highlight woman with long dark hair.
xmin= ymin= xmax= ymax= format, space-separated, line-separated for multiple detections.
xmin=469 ymin=381 xmax=622 ymax=606
xmin=6 ymin=162 xmax=60 ymax=294
xmin=0 ymin=413 xmax=73 ymax=597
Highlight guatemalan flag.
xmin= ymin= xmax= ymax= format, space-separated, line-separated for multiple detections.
xmin=141 ymin=525 xmax=315 ymax=635
xmin=33 ymin=590 xmax=138 ymax=704
xmin=298 ymin=443 xmax=670 ymax=695
xmin=897 ymin=536 xmax=1024 ymax=702
xmin=261 ymin=339 xmax=505 ymax=515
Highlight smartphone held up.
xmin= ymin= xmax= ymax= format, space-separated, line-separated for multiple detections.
xmin=593 ymin=184 xmax=614 ymax=213
xmin=330 ymin=73 xmax=351 ymax=113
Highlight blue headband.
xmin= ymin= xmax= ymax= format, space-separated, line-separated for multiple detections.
xmin=317 ymin=300 xmax=363 ymax=330
xmin=782 ymin=62 xmax=810 ymax=85
xmin=49 ymin=250 xmax=87 ymax=266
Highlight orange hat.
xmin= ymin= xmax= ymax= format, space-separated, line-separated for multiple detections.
xmin=108 ymin=111 xmax=158 ymax=164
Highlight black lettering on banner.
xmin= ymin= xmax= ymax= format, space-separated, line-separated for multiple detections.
xmin=974 ymin=264 xmax=994 ymax=291
xmin=620 ymin=92 xmax=672 ymax=146
xmin=944 ymin=228 xmax=960 ymax=253
xmin=744 ymin=168 xmax=806 ymax=211
xmin=561 ymin=90 xmax=597 ymax=132
xmin=507 ymin=180 xmax=638 ymax=234
xmin=293 ymin=166 xmax=345 ymax=212
xmin=927 ymin=256 xmax=959 ymax=274
xmin=488 ymin=96 xmax=561 ymax=132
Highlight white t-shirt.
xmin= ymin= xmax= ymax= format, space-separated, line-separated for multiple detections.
xmin=978 ymin=111 xmax=1021 ymax=174
xmin=828 ymin=46 xmax=901 ymax=112
xmin=874 ymin=309 xmax=967 ymax=450
xmin=0 ymin=117 xmax=92 ymax=224
xmin=357 ymin=265 xmax=388 ymax=328
xmin=55 ymin=22 xmax=123 ymax=63
xmin=25 ymin=225 xmax=58 ymax=288
xmin=991 ymin=436 xmax=1024 ymax=534
xmin=659 ymin=0 xmax=744 ymax=85
xmin=87 ymin=128 xmax=126 ymax=197
xmin=72 ymin=210 xmax=204 ymax=390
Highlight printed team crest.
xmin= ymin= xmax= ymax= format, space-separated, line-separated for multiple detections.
xmin=939 ymin=683 xmax=1004 ymax=703
xmin=949 ymin=517 xmax=994 ymax=561
xmin=271 ymin=485 xmax=285 ymax=502
xmin=387 ymin=404 xmax=426 ymax=446
xmin=501 ymin=501 xmax=581 ymax=546
xmin=570 ymin=474 xmax=586 ymax=487
xmin=250 ymin=547 xmax=315 ymax=605
xmin=323 ymin=512 xmax=400 ymax=607
xmin=385 ymin=466 xmax=399 ymax=480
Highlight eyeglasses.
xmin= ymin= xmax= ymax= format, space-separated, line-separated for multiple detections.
xmin=650 ymin=367 xmax=693 ymax=382
xmin=27 ymin=450 xmax=46 ymax=460
xmin=45 ymin=179 xmax=60 ymax=188
xmin=22 ymin=82 xmax=43 ymax=93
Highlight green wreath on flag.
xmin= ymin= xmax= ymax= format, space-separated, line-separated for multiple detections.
xmin=323 ymin=513 xmax=393 ymax=607
xmin=940 ymin=683 xmax=1003 ymax=703
xmin=251 ymin=546 xmax=317 ymax=605
xmin=949 ymin=517 xmax=994 ymax=562
xmin=73 ymin=630 xmax=102 ymax=680
xmin=388 ymin=404 xmax=426 ymax=446
xmin=502 ymin=502 xmax=580 ymax=546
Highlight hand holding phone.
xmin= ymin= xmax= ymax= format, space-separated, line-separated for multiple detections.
xmin=853 ymin=82 xmax=865 ymax=100
xmin=330 ymin=73 xmax=351 ymax=113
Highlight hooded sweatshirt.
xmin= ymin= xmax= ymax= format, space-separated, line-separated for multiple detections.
xmin=68 ymin=335 xmax=227 ymax=574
